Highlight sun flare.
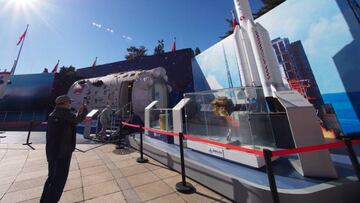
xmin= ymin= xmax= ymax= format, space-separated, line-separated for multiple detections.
xmin=1 ymin=0 xmax=58 ymax=35
xmin=10 ymin=0 xmax=39 ymax=7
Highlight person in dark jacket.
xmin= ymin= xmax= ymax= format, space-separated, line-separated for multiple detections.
xmin=40 ymin=95 xmax=88 ymax=203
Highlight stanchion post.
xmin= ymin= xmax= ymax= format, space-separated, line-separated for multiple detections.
xmin=136 ymin=125 xmax=148 ymax=163
xmin=23 ymin=121 xmax=35 ymax=150
xmin=263 ymin=149 xmax=279 ymax=203
xmin=116 ymin=121 xmax=125 ymax=149
xmin=175 ymin=132 xmax=195 ymax=194
xmin=344 ymin=138 xmax=360 ymax=181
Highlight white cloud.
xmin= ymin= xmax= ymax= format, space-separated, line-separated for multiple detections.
xmin=206 ymin=75 xmax=223 ymax=90
xmin=301 ymin=14 xmax=352 ymax=93
xmin=106 ymin=28 xmax=114 ymax=33
xmin=303 ymin=14 xmax=351 ymax=57
xmin=256 ymin=0 xmax=330 ymax=41
xmin=122 ymin=35 xmax=133 ymax=41
xmin=92 ymin=22 xmax=102 ymax=28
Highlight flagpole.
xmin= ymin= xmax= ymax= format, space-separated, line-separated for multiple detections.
xmin=12 ymin=24 xmax=29 ymax=75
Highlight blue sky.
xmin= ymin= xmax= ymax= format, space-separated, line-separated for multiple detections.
xmin=0 ymin=0 xmax=262 ymax=74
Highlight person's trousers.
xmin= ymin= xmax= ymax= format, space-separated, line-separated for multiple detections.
xmin=40 ymin=155 xmax=72 ymax=203
xmin=99 ymin=119 xmax=108 ymax=137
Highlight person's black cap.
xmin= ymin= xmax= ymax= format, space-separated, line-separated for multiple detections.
xmin=55 ymin=95 xmax=73 ymax=105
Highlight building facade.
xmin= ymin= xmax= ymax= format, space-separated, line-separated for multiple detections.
xmin=272 ymin=37 xmax=324 ymax=109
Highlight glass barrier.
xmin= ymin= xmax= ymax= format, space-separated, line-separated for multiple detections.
xmin=149 ymin=108 xmax=173 ymax=131
xmin=184 ymin=87 xmax=282 ymax=149
xmin=148 ymin=108 xmax=174 ymax=143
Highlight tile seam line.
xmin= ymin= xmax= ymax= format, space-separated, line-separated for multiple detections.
xmin=74 ymin=151 xmax=86 ymax=202
xmin=93 ymin=146 xmax=127 ymax=201
xmin=0 ymin=148 xmax=30 ymax=201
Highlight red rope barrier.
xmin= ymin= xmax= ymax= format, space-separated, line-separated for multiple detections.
xmin=352 ymin=140 xmax=360 ymax=145
xmin=82 ymin=119 xmax=95 ymax=123
xmin=143 ymin=127 xmax=179 ymax=137
xmin=121 ymin=122 xmax=356 ymax=158
xmin=1 ymin=120 xmax=96 ymax=125
xmin=121 ymin=122 xmax=141 ymax=129
xmin=271 ymin=141 xmax=345 ymax=157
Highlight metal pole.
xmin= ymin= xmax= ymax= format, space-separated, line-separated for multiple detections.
xmin=175 ymin=133 xmax=195 ymax=194
xmin=116 ymin=121 xmax=124 ymax=149
xmin=23 ymin=121 xmax=35 ymax=150
xmin=136 ymin=125 xmax=148 ymax=163
xmin=263 ymin=149 xmax=280 ymax=203
xmin=12 ymin=24 xmax=29 ymax=75
xmin=344 ymin=138 xmax=360 ymax=181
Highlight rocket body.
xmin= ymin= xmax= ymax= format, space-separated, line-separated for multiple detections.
xmin=233 ymin=0 xmax=254 ymax=25
xmin=233 ymin=0 xmax=286 ymax=97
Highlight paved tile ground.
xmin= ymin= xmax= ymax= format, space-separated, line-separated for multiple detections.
xmin=0 ymin=143 xmax=231 ymax=203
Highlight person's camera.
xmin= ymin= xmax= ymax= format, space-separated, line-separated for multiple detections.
xmin=83 ymin=97 xmax=89 ymax=105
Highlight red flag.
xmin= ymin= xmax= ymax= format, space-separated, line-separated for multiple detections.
xmin=17 ymin=30 xmax=27 ymax=46
xmin=171 ymin=37 xmax=176 ymax=52
xmin=232 ymin=10 xmax=238 ymax=31
xmin=92 ymin=57 xmax=97 ymax=67
xmin=51 ymin=60 xmax=59 ymax=73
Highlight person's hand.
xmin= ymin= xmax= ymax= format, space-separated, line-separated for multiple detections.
xmin=78 ymin=104 xmax=85 ymax=114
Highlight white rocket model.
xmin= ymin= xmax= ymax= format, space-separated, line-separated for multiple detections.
xmin=233 ymin=0 xmax=286 ymax=97
xmin=232 ymin=0 xmax=338 ymax=179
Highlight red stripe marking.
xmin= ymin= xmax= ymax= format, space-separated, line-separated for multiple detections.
xmin=184 ymin=134 xmax=264 ymax=156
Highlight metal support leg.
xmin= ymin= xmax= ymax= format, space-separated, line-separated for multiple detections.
xmin=23 ymin=122 xmax=35 ymax=150
xmin=344 ymin=138 xmax=360 ymax=181
xmin=263 ymin=149 xmax=279 ymax=203
xmin=137 ymin=125 xmax=148 ymax=163
xmin=176 ymin=133 xmax=195 ymax=194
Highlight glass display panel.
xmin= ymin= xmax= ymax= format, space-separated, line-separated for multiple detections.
xmin=184 ymin=87 xmax=281 ymax=149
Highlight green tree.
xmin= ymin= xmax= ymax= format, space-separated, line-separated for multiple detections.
xmin=255 ymin=0 xmax=286 ymax=18
xmin=125 ymin=46 xmax=148 ymax=60
xmin=50 ymin=65 xmax=79 ymax=112
xmin=154 ymin=40 xmax=165 ymax=55
xmin=219 ymin=18 xmax=234 ymax=39
xmin=59 ymin=65 xmax=76 ymax=76
xmin=194 ymin=47 xmax=201 ymax=56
